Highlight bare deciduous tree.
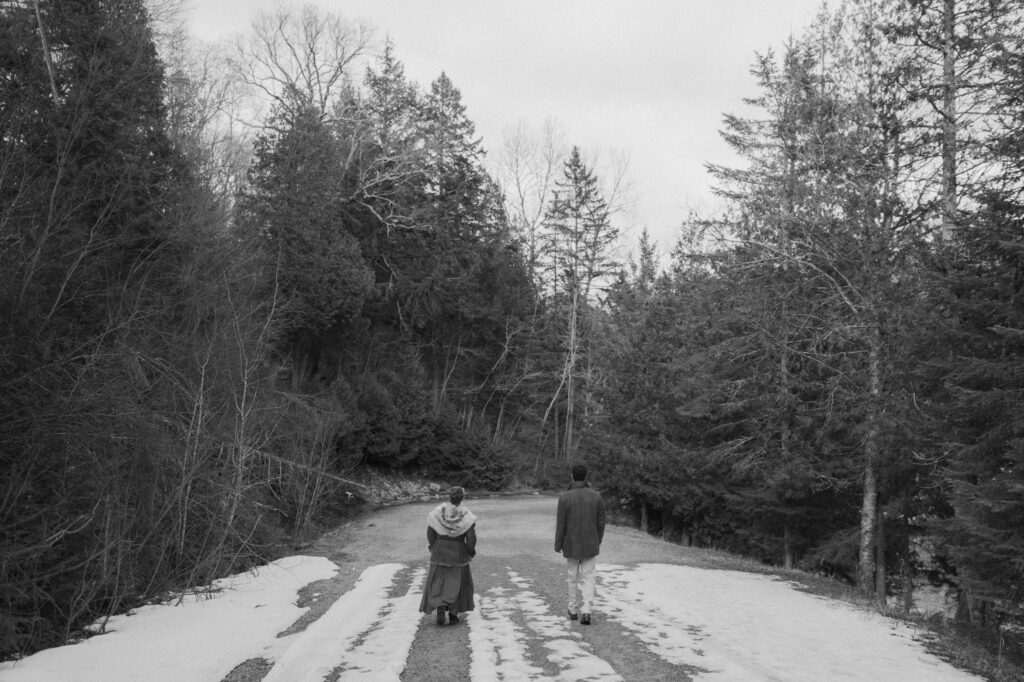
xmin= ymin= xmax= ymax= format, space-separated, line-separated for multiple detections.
xmin=496 ymin=118 xmax=568 ymax=284
xmin=228 ymin=3 xmax=373 ymax=122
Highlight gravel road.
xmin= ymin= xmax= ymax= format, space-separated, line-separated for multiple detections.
xmin=221 ymin=494 xmax=980 ymax=682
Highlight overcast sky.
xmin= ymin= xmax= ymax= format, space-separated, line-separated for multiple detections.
xmin=186 ymin=0 xmax=826 ymax=253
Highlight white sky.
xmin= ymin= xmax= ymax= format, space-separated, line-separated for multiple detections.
xmin=185 ymin=0 xmax=827 ymax=253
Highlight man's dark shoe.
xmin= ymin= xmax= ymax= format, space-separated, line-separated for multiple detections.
xmin=448 ymin=613 xmax=460 ymax=625
xmin=567 ymin=609 xmax=578 ymax=620
xmin=436 ymin=606 xmax=447 ymax=626
xmin=580 ymin=613 xmax=591 ymax=625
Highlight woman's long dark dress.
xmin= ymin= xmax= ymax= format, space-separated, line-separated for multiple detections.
xmin=419 ymin=524 xmax=476 ymax=615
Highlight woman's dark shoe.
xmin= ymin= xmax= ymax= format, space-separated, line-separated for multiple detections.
xmin=435 ymin=606 xmax=447 ymax=626
xmin=567 ymin=609 xmax=578 ymax=620
xmin=580 ymin=613 xmax=591 ymax=625
xmin=448 ymin=613 xmax=460 ymax=625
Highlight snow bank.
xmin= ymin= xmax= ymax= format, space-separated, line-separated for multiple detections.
xmin=0 ymin=556 xmax=338 ymax=682
xmin=599 ymin=564 xmax=981 ymax=682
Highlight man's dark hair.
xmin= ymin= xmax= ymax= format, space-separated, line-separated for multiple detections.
xmin=571 ymin=464 xmax=588 ymax=481
xmin=449 ymin=486 xmax=465 ymax=505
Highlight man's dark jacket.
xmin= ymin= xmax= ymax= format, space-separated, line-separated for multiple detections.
xmin=554 ymin=481 xmax=606 ymax=559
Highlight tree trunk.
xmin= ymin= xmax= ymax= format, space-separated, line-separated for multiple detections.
xmin=875 ymin=505 xmax=887 ymax=610
xmin=33 ymin=0 xmax=60 ymax=103
xmin=552 ymin=404 xmax=560 ymax=460
xmin=640 ymin=502 xmax=649 ymax=533
xmin=564 ymin=291 xmax=578 ymax=460
xmin=431 ymin=353 xmax=442 ymax=419
xmin=783 ymin=515 xmax=794 ymax=570
xmin=493 ymin=399 xmax=506 ymax=443
xmin=901 ymin=506 xmax=913 ymax=616
xmin=565 ymin=368 xmax=575 ymax=459
xmin=780 ymin=336 xmax=795 ymax=572
xmin=858 ymin=325 xmax=882 ymax=595
xmin=857 ymin=445 xmax=879 ymax=597
xmin=940 ymin=0 xmax=957 ymax=241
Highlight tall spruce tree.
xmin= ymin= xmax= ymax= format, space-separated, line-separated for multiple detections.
xmin=399 ymin=72 xmax=520 ymax=417
xmin=937 ymin=4 xmax=1024 ymax=625
xmin=356 ymin=39 xmax=424 ymax=232
xmin=238 ymin=102 xmax=372 ymax=383
xmin=889 ymin=0 xmax=1006 ymax=240
xmin=708 ymin=5 xmax=939 ymax=597
xmin=541 ymin=147 xmax=618 ymax=459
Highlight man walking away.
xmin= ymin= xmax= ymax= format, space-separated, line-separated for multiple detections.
xmin=554 ymin=463 xmax=606 ymax=625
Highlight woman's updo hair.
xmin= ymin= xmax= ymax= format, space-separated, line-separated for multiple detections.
xmin=449 ymin=486 xmax=465 ymax=505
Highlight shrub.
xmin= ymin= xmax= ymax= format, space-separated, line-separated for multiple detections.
xmin=419 ymin=416 xmax=512 ymax=490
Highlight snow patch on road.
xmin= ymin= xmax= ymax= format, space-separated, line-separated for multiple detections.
xmin=469 ymin=570 xmax=621 ymax=681
xmin=0 ymin=555 xmax=986 ymax=682
xmin=331 ymin=565 xmax=425 ymax=680
xmin=597 ymin=565 xmax=750 ymax=679
xmin=470 ymin=586 xmax=548 ymax=680
xmin=0 ymin=555 xmax=339 ymax=682
xmin=598 ymin=563 xmax=983 ymax=682
xmin=264 ymin=563 xmax=423 ymax=681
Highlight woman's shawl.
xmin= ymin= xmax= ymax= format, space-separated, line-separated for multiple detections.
xmin=427 ymin=502 xmax=477 ymax=537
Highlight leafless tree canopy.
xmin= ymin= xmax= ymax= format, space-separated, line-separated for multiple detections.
xmin=229 ymin=4 xmax=373 ymax=121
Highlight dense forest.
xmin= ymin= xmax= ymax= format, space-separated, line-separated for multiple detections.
xmin=2 ymin=0 xmax=1023 ymax=665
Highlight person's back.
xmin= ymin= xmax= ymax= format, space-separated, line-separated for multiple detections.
xmin=554 ymin=464 xmax=605 ymax=625
xmin=420 ymin=487 xmax=477 ymax=626
xmin=555 ymin=483 xmax=604 ymax=560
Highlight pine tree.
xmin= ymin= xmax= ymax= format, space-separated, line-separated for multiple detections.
xmin=363 ymin=40 xmax=420 ymax=151
xmin=356 ymin=39 xmax=424 ymax=231
xmin=420 ymin=72 xmax=487 ymax=231
xmin=937 ymin=4 xmax=1024 ymax=624
xmin=541 ymin=147 xmax=618 ymax=459
xmin=383 ymin=72 xmax=501 ymax=415
xmin=238 ymin=103 xmax=372 ymax=382
xmin=708 ymin=8 xmax=938 ymax=597
xmin=889 ymin=0 xmax=1006 ymax=240
xmin=543 ymin=147 xmax=618 ymax=302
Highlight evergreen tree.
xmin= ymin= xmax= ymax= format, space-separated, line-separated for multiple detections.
xmin=355 ymin=39 xmax=424 ymax=233
xmin=363 ymin=40 xmax=420 ymax=150
xmin=541 ymin=147 xmax=618 ymax=459
xmin=420 ymin=72 xmax=487 ymax=230
xmin=937 ymin=5 xmax=1024 ymax=624
xmin=708 ymin=11 xmax=939 ymax=597
xmin=382 ymin=71 xmax=530 ymax=422
xmin=0 ymin=0 xmax=255 ymax=655
xmin=542 ymin=147 xmax=618 ymax=301
xmin=888 ymin=0 xmax=1007 ymax=239
xmin=238 ymin=103 xmax=372 ymax=383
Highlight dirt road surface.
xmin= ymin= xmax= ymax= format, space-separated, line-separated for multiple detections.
xmin=222 ymin=494 xmax=978 ymax=682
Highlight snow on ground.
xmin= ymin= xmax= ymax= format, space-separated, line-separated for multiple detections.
xmin=470 ymin=584 xmax=549 ymax=680
xmin=469 ymin=569 xmax=621 ymax=681
xmin=0 ymin=556 xmax=338 ymax=682
xmin=329 ymin=566 xmax=424 ymax=680
xmin=598 ymin=563 xmax=982 ymax=682
xmin=0 ymin=557 xmax=985 ymax=682
xmin=263 ymin=563 xmax=424 ymax=681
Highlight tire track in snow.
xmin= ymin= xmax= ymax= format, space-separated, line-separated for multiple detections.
xmin=262 ymin=563 xmax=424 ymax=682
xmin=469 ymin=569 xmax=622 ymax=681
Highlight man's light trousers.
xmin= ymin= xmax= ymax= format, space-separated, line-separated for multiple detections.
xmin=565 ymin=556 xmax=597 ymax=615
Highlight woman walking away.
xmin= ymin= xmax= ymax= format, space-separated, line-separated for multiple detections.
xmin=420 ymin=486 xmax=477 ymax=625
